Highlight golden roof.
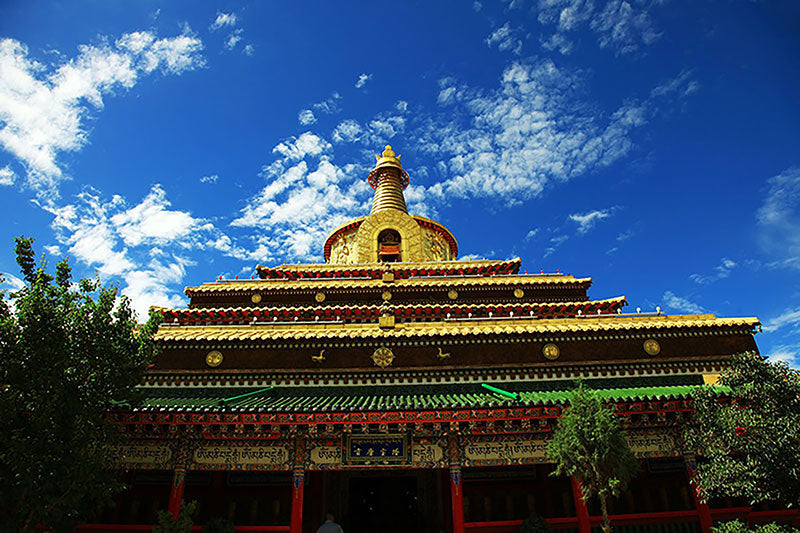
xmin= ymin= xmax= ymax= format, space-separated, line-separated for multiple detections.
xmin=257 ymin=258 xmax=519 ymax=274
xmin=156 ymin=296 xmax=627 ymax=317
xmin=154 ymin=314 xmax=760 ymax=342
xmin=185 ymin=274 xmax=592 ymax=295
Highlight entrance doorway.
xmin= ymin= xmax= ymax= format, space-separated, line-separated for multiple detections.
xmin=309 ymin=470 xmax=444 ymax=533
xmin=346 ymin=476 xmax=419 ymax=532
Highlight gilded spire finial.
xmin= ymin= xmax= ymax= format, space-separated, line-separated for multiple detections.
xmin=375 ymin=144 xmax=402 ymax=169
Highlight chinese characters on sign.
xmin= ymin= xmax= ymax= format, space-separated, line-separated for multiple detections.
xmin=344 ymin=435 xmax=409 ymax=465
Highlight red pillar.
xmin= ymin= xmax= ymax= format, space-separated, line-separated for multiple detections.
xmin=685 ymin=455 xmax=712 ymax=533
xmin=449 ymin=466 xmax=465 ymax=533
xmin=168 ymin=467 xmax=186 ymax=519
xmin=571 ymin=477 xmax=591 ymax=533
xmin=290 ymin=468 xmax=304 ymax=533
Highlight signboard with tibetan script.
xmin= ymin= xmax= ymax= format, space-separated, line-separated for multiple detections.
xmin=344 ymin=434 xmax=409 ymax=466
xmin=108 ymin=443 xmax=172 ymax=469
xmin=193 ymin=445 xmax=289 ymax=469
xmin=463 ymin=438 xmax=548 ymax=466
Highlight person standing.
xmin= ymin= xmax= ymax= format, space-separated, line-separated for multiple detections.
xmin=316 ymin=512 xmax=343 ymax=533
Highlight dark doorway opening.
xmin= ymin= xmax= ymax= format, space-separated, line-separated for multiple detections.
xmin=345 ymin=476 xmax=420 ymax=533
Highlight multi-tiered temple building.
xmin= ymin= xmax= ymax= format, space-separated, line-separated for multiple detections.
xmin=87 ymin=147 xmax=796 ymax=532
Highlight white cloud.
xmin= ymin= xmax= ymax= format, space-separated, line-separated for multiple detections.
xmin=536 ymin=0 xmax=662 ymax=55
xmin=312 ymin=92 xmax=342 ymax=115
xmin=568 ymin=208 xmax=615 ymax=233
xmin=757 ymin=166 xmax=800 ymax=267
xmin=298 ymin=109 xmax=317 ymax=125
xmin=110 ymin=184 xmax=203 ymax=247
xmin=690 ymin=257 xmax=737 ymax=284
xmin=231 ymin=132 xmax=372 ymax=262
xmin=273 ymin=132 xmax=331 ymax=161
xmin=1 ymin=272 xmax=25 ymax=291
xmin=763 ymin=307 xmax=800 ymax=333
xmin=0 ymin=31 xmax=204 ymax=201
xmin=243 ymin=44 xmax=255 ymax=56
xmin=40 ymin=184 xmax=253 ymax=319
xmin=486 ymin=23 xmax=523 ymax=54
xmin=355 ymin=73 xmax=372 ymax=89
xmin=44 ymin=245 xmax=61 ymax=256
xmin=332 ymin=119 xmax=363 ymax=143
xmin=200 ymin=174 xmax=218 ymax=184
xmin=766 ymin=344 xmax=799 ymax=366
xmin=662 ymin=291 xmax=707 ymax=314
xmin=395 ymin=100 xmax=408 ymax=113
xmin=525 ymin=228 xmax=539 ymax=241
xmin=225 ymin=29 xmax=244 ymax=50
xmin=0 ymin=165 xmax=14 ymax=185
xmin=412 ymin=60 xmax=693 ymax=205
xmin=209 ymin=12 xmax=238 ymax=31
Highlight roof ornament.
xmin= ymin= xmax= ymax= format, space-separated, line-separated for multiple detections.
xmin=375 ymin=145 xmax=402 ymax=169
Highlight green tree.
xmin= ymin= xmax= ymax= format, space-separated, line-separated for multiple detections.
xmin=0 ymin=237 xmax=158 ymax=532
xmin=685 ymin=351 xmax=800 ymax=508
xmin=711 ymin=519 xmax=800 ymax=533
xmin=547 ymin=382 xmax=639 ymax=533
xmin=154 ymin=501 xmax=197 ymax=533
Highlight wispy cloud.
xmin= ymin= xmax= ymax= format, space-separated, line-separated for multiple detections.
xmin=412 ymin=60 xmax=693 ymax=205
xmin=355 ymin=73 xmax=372 ymax=89
xmin=0 ymin=165 xmax=14 ymax=186
xmin=298 ymin=109 xmax=317 ymax=125
xmin=486 ymin=23 xmax=523 ymax=54
xmin=225 ymin=29 xmax=243 ymax=50
xmin=766 ymin=344 xmax=799 ymax=366
xmin=662 ymin=291 xmax=707 ymax=314
xmin=209 ymin=12 xmax=238 ymax=31
xmin=568 ymin=208 xmax=616 ymax=233
xmin=200 ymin=174 xmax=218 ymax=184
xmin=231 ymin=132 xmax=371 ymax=260
xmin=690 ymin=257 xmax=737 ymax=284
xmin=757 ymin=166 xmax=800 ymax=267
xmin=0 ymin=31 xmax=204 ymax=202
xmin=763 ymin=307 xmax=800 ymax=333
xmin=536 ymin=0 xmax=662 ymax=55
xmin=40 ymin=184 xmax=251 ymax=318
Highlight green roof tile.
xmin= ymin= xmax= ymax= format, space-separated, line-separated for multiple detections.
xmin=137 ymin=375 xmax=709 ymax=412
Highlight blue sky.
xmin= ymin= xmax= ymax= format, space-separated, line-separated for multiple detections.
xmin=1 ymin=1 xmax=799 ymax=365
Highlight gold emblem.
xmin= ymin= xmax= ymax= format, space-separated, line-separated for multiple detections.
xmin=315 ymin=292 xmax=326 ymax=303
xmin=514 ymin=288 xmax=525 ymax=299
xmin=251 ymin=293 xmax=262 ymax=304
xmin=542 ymin=343 xmax=560 ymax=360
xmin=643 ymin=339 xmax=661 ymax=356
xmin=447 ymin=290 xmax=458 ymax=300
xmin=381 ymin=291 xmax=392 ymax=301
xmin=205 ymin=350 xmax=223 ymax=368
xmin=371 ymin=346 xmax=394 ymax=368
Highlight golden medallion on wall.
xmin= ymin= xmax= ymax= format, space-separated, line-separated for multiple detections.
xmin=251 ymin=293 xmax=262 ymax=304
xmin=381 ymin=291 xmax=392 ymax=301
xmin=371 ymin=346 xmax=394 ymax=368
xmin=514 ymin=288 xmax=525 ymax=299
xmin=315 ymin=292 xmax=326 ymax=303
xmin=643 ymin=339 xmax=661 ymax=356
xmin=205 ymin=350 xmax=224 ymax=368
xmin=447 ymin=290 xmax=458 ymax=300
xmin=542 ymin=343 xmax=560 ymax=361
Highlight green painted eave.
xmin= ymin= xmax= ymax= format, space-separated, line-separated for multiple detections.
xmin=134 ymin=375 xmax=716 ymax=413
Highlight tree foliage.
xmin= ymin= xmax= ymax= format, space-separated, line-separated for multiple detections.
xmin=0 ymin=237 xmax=158 ymax=532
xmin=154 ymin=501 xmax=197 ymax=533
xmin=711 ymin=520 xmax=800 ymax=533
xmin=685 ymin=351 xmax=800 ymax=508
xmin=547 ymin=381 xmax=639 ymax=533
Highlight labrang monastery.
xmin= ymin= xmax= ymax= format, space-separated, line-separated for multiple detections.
xmin=88 ymin=147 xmax=792 ymax=532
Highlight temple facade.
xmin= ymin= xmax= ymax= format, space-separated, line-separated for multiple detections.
xmin=86 ymin=147 xmax=796 ymax=532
